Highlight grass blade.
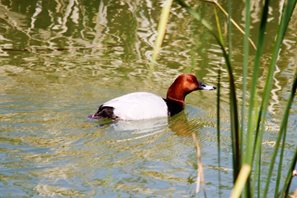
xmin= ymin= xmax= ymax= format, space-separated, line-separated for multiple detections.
xmin=280 ymin=148 xmax=297 ymax=197
xmin=216 ymin=66 xmax=222 ymax=197
xmin=230 ymin=164 xmax=251 ymax=198
xmin=175 ymin=0 xmax=241 ymax=181
xmin=241 ymin=0 xmax=250 ymax=157
xmin=263 ymin=68 xmax=297 ymax=196
xmin=227 ymin=0 xmax=232 ymax=58
xmin=242 ymin=0 xmax=251 ymax=196
xmin=152 ymin=0 xmax=173 ymax=62
xmin=243 ymin=0 xmax=270 ymax=193
xmin=251 ymin=0 xmax=297 ymax=196
xmin=201 ymin=0 xmax=257 ymax=50
xmin=192 ymin=132 xmax=205 ymax=194
xmin=245 ymin=0 xmax=270 ymax=166
xmin=274 ymin=125 xmax=287 ymax=196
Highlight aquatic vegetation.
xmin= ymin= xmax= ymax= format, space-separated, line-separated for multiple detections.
xmin=153 ymin=0 xmax=297 ymax=197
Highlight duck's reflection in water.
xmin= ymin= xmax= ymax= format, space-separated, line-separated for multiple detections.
xmin=94 ymin=109 xmax=207 ymax=143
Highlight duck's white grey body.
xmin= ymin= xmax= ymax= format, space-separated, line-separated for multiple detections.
xmin=95 ymin=92 xmax=168 ymax=120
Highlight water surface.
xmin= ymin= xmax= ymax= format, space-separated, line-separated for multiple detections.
xmin=0 ymin=0 xmax=296 ymax=197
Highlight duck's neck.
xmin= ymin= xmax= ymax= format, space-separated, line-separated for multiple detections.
xmin=164 ymin=98 xmax=184 ymax=116
xmin=165 ymin=86 xmax=186 ymax=116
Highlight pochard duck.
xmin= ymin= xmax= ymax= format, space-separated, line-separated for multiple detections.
xmin=90 ymin=74 xmax=215 ymax=120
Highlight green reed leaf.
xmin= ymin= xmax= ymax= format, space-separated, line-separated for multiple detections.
xmin=263 ymin=69 xmax=297 ymax=197
xmin=280 ymin=147 xmax=297 ymax=197
xmin=245 ymin=0 xmax=270 ymax=166
xmin=259 ymin=0 xmax=297 ymax=196
xmin=175 ymin=0 xmax=241 ymax=182
xmin=152 ymin=0 xmax=173 ymax=62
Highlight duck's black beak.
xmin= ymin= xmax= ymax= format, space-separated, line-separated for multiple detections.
xmin=197 ymin=82 xmax=216 ymax=90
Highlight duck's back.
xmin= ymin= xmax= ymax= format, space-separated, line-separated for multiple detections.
xmin=103 ymin=92 xmax=168 ymax=120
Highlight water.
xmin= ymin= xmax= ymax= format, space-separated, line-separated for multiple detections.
xmin=0 ymin=0 xmax=296 ymax=197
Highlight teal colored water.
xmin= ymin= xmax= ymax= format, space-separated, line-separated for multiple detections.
xmin=0 ymin=1 xmax=296 ymax=197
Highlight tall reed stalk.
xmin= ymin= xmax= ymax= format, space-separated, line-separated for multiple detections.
xmin=153 ymin=0 xmax=297 ymax=197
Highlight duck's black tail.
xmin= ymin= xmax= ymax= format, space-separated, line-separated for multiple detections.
xmin=89 ymin=105 xmax=117 ymax=120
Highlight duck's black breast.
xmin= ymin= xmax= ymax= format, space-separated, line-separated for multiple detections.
xmin=163 ymin=99 xmax=184 ymax=117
